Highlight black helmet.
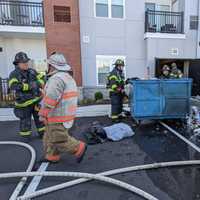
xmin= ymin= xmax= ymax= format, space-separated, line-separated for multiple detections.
xmin=13 ymin=52 xmax=30 ymax=65
xmin=114 ymin=59 xmax=125 ymax=66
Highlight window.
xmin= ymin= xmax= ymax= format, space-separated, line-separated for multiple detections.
xmin=95 ymin=0 xmax=125 ymax=19
xmin=145 ymin=3 xmax=170 ymax=12
xmin=157 ymin=5 xmax=170 ymax=12
xmin=96 ymin=0 xmax=109 ymax=17
xmin=145 ymin=3 xmax=155 ymax=11
xmin=96 ymin=55 xmax=125 ymax=85
xmin=190 ymin=16 xmax=198 ymax=30
xmin=54 ymin=6 xmax=71 ymax=23
xmin=111 ymin=0 xmax=124 ymax=18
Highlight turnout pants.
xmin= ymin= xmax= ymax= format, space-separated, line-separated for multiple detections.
xmin=14 ymin=104 xmax=45 ymax=137
xmin=43 ymin=123 xmax=80 ymax=156
xmin=110 ymin=93 xmax=123 ymax=119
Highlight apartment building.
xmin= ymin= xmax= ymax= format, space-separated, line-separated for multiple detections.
xmin=0 ymin=0 xmax=200 ymax=98
xmin=79 ymin=0 xmax=200 ymax=97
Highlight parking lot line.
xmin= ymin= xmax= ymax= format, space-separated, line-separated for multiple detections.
xmin=161 ymin=122 xmax=200 ymax=153
xmin=24 ymin=162 xmax=49 ymax=196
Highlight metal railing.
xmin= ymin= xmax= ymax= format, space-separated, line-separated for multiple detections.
xmin=0 ymin=78 xmax=15 ymax=107
xmin=145 ymin=10 xmax=184 ymax=34
xmin=0 ymin=0 xmax=44 ymax=27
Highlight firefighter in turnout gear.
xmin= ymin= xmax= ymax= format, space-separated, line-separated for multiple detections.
xmin=107 ymin=59 xmax=126 ymax=121
xmin=170 ymin=63 xmax=183 ymax=79
xmin=9 ymin=52 xmax=45 ymax=139
xmin=161 ymin=65 xmax=170 ymax=79
xmin=39 ymin=53 xmax=87 ymax=163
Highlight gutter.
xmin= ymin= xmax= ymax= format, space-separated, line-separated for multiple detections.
xmin=196 ymin=0 xmax=200 ymax=58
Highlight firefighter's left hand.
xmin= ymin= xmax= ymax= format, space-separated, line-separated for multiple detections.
xmin=34 ymin=105 xmax=41 ymax=112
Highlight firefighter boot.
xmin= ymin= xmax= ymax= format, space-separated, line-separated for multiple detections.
xmin=75 ymin=142 xmax=88 ymax=163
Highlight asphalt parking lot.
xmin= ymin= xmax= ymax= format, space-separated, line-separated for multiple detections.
xmin=0 ymin=117 xmax=200 ymax=200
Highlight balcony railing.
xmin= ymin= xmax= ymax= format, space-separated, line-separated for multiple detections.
xmin=145 ymin=10 xmax=184 ymax=34
xmin=0 ymin=0 xmax=44 ymax=27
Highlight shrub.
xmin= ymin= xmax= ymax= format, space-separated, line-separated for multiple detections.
xmin=94 ymin=91 xmax=103 ymax=101
xmin=79 ymin=98 xmax=95 ymax=106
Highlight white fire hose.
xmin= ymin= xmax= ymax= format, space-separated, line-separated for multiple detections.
xmin=0 ymin=142 xmax=160 ymax=200
xmin=2 ymin=122 xmax=200 ymax=200
xmin=16 ymin=160 xmax=200 ymax=200
xmin=0 ymin=141 xmax=36 ymax=200
xmin=0 ymin=171 xmax=158 ymax=200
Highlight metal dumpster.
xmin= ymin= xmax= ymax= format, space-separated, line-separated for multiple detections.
xmin=129 ymin=79 xmax=192 ymax=121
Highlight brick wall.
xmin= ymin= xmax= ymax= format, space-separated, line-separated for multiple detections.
xmin=43 ymin=0 xmax=82 ymax=86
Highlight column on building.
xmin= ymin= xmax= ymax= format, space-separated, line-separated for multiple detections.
xmin=43 ymin=0 xmax=82 ymax=86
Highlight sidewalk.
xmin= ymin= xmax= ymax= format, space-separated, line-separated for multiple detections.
xmin=0 ymin=104 xmax=131 ymax=121
xmin=0 ymin=105 xmax=111 ymax=121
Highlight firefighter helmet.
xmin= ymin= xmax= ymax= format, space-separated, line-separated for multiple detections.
xmin=171 ymin=63 xmax=177 ymax=69
xmin=47 ymin=52 xmax=71 ymax=71
xmin=162 ymin=65 xmax=170 ymax=72
xmin=114 ymin=59 xmax=125 ymax=66
xmin=13 ymin=52 xmax=30 ymax=65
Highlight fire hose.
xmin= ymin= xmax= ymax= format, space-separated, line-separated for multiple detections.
xmin=1 ymin=171 xmax=158 ymax=200
xmin=0 ymin=162 xmax=200 ymax=200
xmin=1 ymin=122 xmax=200 ymax=200
xmin=16 ymin=160 xmax=200 ymax=200
xmin=0 ymin=141 xmax=36 ymax=200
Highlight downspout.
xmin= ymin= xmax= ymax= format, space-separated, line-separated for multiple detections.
xmin=196 ymin=0 xmax=200 ymax=58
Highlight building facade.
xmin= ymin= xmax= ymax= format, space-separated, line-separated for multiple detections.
xmin=0 ymin=0 xmax=200 ymax=98
xmin=79 ymin=0 xmax=200 ymax=97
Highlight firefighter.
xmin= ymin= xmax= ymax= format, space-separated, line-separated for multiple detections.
xmin=9 ymin=52 xmax=45 ymax=139
xmin=107 ymin=59 xmax=126 ymax=121
xmin=161 ymin=65 xmax=170 ymax=79
xmin=39 ymin=53 xmax=87 ymax=163
xmin=170 ymin=63 xmax=183 ymax=78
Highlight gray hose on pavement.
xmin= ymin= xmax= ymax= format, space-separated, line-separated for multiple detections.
xmin=0 ymin=141 xmax=36 ymax=200
xmin=0 ymin=171 xmax=158 ymax=200
xmin=17 ymin=160 xmax=200 ymax=200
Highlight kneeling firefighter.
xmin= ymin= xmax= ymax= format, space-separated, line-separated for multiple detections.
xmin=9 ymin=52 xmax=45 ymax=139
xmin=107 ymin=59 xmax=126 ymax=121
xmin=39 ymin=53 xmax=87 ymax=163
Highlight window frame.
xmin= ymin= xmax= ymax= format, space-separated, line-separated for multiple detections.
xmin=94 ymin=0 xmax=125 ymax=20
xmin=190 ymin=15 xmax=199 ymax=30
xmin=96 ymin=55 xmax=126 ymax=86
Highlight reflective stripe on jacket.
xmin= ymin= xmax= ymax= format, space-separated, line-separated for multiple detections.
xmin=107 ymin=68 xmax=125 ymax=93
xmin=40 ymin=71 xmax=78 ymax=127
xmin=9 ymin=67 xmax=44 ymax=107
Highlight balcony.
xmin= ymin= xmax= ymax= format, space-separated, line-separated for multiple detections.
xmin=145 ymin=10 xmax=184 ymax=34
xmin=0 ymin=0 xmax=44 ymax=27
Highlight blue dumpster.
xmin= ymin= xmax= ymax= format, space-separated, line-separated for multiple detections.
xmin=129 ymin=79 xmax=192 ymax=121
